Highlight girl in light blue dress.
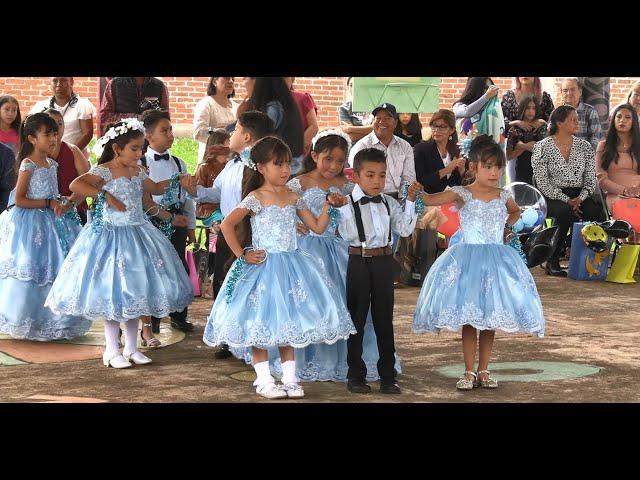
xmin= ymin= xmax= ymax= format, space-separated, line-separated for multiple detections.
xmin=283 ymin=130 xmax=400 ymax=382
xmin=45 ymin=119 xmax=194 ymax=369
xmin=203 ymin=136 xmax=355 ymax=399
xmin=0 ymin=113 xmax=89 ymax=340
xmin=413 ymin=135 xmax=545 ymax=390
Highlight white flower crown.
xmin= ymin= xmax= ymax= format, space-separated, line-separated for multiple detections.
xmin=240 ymin=147 xmax=257 ymax=171
xmin=311 ymin=128 xmax=352 ymax=153
xmin=92 ymin=118 xmax=145 ymax=158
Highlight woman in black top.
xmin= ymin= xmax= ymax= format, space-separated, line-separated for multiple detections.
xmin=506 ymin=94 xmax=547 ymax=185
xmin=413 ymin=109 xmax=466 ymax=193
xmin=395 ymin=113 xmax=423 ymax=147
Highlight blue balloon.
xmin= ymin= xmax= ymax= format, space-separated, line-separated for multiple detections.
xmin=522 ymin=208 xmax=538 ymax=226
xmin=513 ymin=218 xmax=525 ymax=233
xmin=536 ymin=209 xmax=545 ymax=227
xmin=449 ymin=229 xmax=463 ymax=247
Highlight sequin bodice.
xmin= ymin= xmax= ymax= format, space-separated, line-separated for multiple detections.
xmin=20 ymin=159 xmax=60 ymax=200
xmin=237 ymin=194 xmax=312 ymax=253
xmin=448 ymin=186 xmax=511 ymax=245
xmin=89 ymin=166 xmax=148 ymax=226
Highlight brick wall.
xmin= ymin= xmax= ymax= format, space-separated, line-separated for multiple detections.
xmin=2 ymin=76 xmax=639 ymax=137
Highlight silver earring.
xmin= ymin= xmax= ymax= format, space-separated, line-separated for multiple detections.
xmin=449 ymin=135 xmax=453 ymax=141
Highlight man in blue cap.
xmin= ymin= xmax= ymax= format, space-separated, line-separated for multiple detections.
xmin=348 ymin=102 xmax=416 ymax=199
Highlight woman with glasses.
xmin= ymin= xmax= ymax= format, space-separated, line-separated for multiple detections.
xmin=193 ymin=77 xmax=238 ymax=163
xmin=414 ymin=109 xmax=465 ymax=193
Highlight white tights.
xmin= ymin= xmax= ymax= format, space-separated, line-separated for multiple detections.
xmin=104 ymin=319 xmax=139 ymax=357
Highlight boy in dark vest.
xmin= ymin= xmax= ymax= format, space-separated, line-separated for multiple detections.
xmin=337 ymin=148 xmax=421 ymax=394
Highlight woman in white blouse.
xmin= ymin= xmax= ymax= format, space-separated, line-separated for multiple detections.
xmin=193 ymin=77 xmax=238 ymax=163
xmin=531 ymin=105 xmax=606 ymax=276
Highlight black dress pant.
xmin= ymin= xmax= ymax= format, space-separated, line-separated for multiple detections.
xmin=545 ymin=187 xmax=606 ymax=261
xmin=346 ymin=254 xmax=397 ymax=383
xmin=152 ymin=226 xmax=188 ymax=325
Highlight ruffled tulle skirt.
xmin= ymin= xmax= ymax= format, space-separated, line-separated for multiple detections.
xmin=204 ymin=248 xmax=356 ymax=349
xmin=413 ymin=243 xmax=545 ymax=336
xmin=45 ymin=222 xmax=193 ymax=323
xmin=0 ymin=207 xmax=89 ymax=339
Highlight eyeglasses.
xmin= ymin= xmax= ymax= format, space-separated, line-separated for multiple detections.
xmin=430 ymin=124 xmax=450 ymax=131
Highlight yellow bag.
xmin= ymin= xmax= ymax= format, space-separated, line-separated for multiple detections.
xmin=606 ymin=244 xmax=640 ymax=284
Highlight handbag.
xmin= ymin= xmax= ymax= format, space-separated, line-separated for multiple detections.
xmin=606 ymin=244 xmax=640 ymax=284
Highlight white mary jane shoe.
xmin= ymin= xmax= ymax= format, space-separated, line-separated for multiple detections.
xmin=255 ymin=382 xmax=288 ymax=399
xmin=103 ymin=352 xmax=132 ymax=369
xmin=123 ymin=350 xmax=153 ymax=365
xmin=282 ymin=382 xmax=305 ymax=399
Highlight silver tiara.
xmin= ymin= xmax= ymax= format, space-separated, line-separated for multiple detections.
xmin=311 ymin=128 xmax=352 ymax=153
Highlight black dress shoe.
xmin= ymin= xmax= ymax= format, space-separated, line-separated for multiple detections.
xmin=151 ymin=317 xmax=161 ymax=334
xmin=380 ymin=381 xmax=401 ymax=394
xmin=170 ymin=319 xmax=195 ymax=332
xmin=545 ymin=259 xmax=568 ymax=277
xmin=214 ymin=344 xmax=233 ymax=359
xmin=347 ymin=379 xmax=372 ymax=394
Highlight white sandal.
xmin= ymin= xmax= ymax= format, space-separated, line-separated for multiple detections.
xmin=477 ymin=370 xmax=498 ymax=388
xmin=456 ymin=371 xmax=477 ymax=390
xmin=282 ymin=382 xmax=305 ymax=398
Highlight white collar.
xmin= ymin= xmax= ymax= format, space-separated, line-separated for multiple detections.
xmin=370 ymin=131 xmax=396 ymax=147
xmin=351 ymin=184 xmax=383 ymax=203
xmin=146 ymin=146 xmax=169 ymax=157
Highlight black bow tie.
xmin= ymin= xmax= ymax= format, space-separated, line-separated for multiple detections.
xmin=233 ymin=155 xmax=242 ymax=163
xmin=154 ymin=153 xmax=170 ymax=161
xmin=359 ymin=195 xmax=383 ymax=205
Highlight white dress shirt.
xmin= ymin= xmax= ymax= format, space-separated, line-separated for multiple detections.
xmin=338 ymin=184 xmax=417 ymax=248
xmin=142 ymin=147 xmax=196 ymax=229
xmin=190 ymin=155 xmax=244 ymax=217
xmin=347 ymin=131 xmax=416 ymax=194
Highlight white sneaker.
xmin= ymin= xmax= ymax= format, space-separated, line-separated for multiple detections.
xmin=255 ymin=382 xmax=287 ymax=399
xmin=102 ymin=352 xmax=132 ymax=369
xmin=282 ymin=382 xmax=305 ymax=398
xmin=123 ymin=350 xmax=152 ymax=365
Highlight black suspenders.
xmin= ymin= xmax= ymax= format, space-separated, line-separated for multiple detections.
xmin=349 ymin=194 xmax=391 ymax=256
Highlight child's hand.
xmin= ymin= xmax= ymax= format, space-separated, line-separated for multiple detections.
xmin=244 ymin=249 xmax=266 ymax=264
xmin=171 ymin=214 xmax=188 ymax=227
xmin=407 ymin=181 xmax=423 ymax=201
xmin=105 ymin=192 xmax=127 ymax=212
xmin=296 ymin=222 xmax=310 ymax=236
xmin=180 ymin=175 xmax=197 ymax=189
xmin=326 ymin=192 xmax=348 ymax=207
xmin=51 ymin=198 xmax=71 ymax=216
xmin=50 ymin=198 xmax=62 ymax=216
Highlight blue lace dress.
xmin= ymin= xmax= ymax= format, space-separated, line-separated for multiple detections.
xmin=413 ymin=186 xmax=545 ymax=336
xmin=45 ymin=166 xmax=193 ymax=322
xmin=0 ymin=158 xmax=89 ymax=340
xmin=203 ymin=193 xmax=356 ymax=349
